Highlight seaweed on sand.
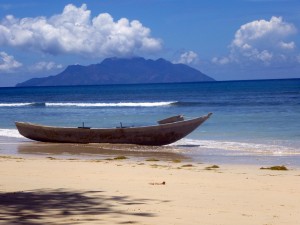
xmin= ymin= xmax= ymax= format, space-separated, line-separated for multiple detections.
xmin=113 ymin=156 xmax=128 ymax=160
xmin=146 ymin=158 xmax=160 ymax=162
xmin=181 ymin=164 xmax=194 ymax=168
xmin=205 ymin=165 xmax=220 ymax=170
xmin=260 ymin=165 xmax=288 ymax=171
xmin=171 ymin=159 xmax=181 ymax=163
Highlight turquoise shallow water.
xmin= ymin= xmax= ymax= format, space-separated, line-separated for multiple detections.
xmin=0 ymin=79 xmax=299 ymax=165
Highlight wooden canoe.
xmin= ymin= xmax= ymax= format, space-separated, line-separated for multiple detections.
xmin=15 ymin=113 xmax=212 ymax=146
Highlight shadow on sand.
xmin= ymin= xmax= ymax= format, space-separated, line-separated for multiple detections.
xmin=0 ymin=189 xmax=156 ymax=225
xmin=17 ymin=142 xmax=189 ymax=161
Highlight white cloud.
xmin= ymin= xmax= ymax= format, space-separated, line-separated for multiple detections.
xmin=0 ymin=4 xmax=162 ymax=58
xmin=174 ymin=51 xmax=199 ymax=64
xmin=0 ymin=51 xmax=22 ymax=72
xmin=212 ymin=56 xmax=231 ymax=65
xmin=232 ymin=16 xmax=296 ymax=49
xmin=256 ymin=50 xmax=273 ymax=62
xmin=30 ymin=61 xmax=63 ymax=72
xmin=213 ymin=16 xmax=297 ymax=65
xmin=279 ymin=41 xmax=295 ymax=50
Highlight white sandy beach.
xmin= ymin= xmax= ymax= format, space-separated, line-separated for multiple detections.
xmin=0 ymin=154 xmax=300 ymax=225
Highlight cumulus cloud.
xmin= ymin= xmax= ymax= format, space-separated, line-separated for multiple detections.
xmin=213 ymin=16 xmax=297 ymax=65
xmin=30 ymin=61 xmax=63 ymax=72
xmin=0 ymin=51 xmax=22 ymax=72
xmin=0 ymin=4 xmax=162 ymax=57
xmin=174 ymin=51 xmax=199 ymax=65
xmin=279 ymin=41 xmax=295 ymax=50
xmin=212 ymin=56 xmax=231 ymax=65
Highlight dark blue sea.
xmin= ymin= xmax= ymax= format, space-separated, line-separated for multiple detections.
xmin=1 ymin=79 xmax=300 ymax=166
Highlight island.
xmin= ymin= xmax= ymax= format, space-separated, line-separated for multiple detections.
xmin=16 ymin=57 xmax=215 ymax=87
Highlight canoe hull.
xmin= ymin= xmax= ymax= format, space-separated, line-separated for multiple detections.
xmin=15 ymin=113 xmax=212 ymax=146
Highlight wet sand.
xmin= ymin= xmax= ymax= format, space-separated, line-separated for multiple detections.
xmin=0 ymin=140 xmax=190 ymax=160
xmin=0 ymin=153 xmax=300 ymax=225
xmin=2 ymin=139 xmax=300 ymax=167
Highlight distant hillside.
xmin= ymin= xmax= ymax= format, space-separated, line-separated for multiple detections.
xmin=16 ymin=57 xmax=215 ymax=87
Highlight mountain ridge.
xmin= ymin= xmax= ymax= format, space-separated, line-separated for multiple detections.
xmin=16 ymin=57 xmax=215 ymax=87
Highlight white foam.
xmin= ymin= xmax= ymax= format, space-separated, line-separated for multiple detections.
xmin=46 ymin=101 xmax=176 ymax=107
xmin=0 ymin=103 xmax=33 ymax=107
xmin=172 ymin=138 xmax=300 ymax=155
xmin=0 ymin=101 xmax=177 ymax=107
xmin=0 ymin=129 xmax=24 ymax=138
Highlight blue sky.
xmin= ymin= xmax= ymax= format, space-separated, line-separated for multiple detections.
xmin=0 ymin=0 xmax=300 ymax=86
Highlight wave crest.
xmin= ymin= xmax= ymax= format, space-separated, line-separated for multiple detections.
xmin=46 ymin=101 xmax=176 ymax=107
xmin=0 ymin=129 xmax=24 ymax=138
xmin=0 ymin=101 xmax=176 ymax=108
xmin=172 ymin=138 xmax=300 ymax=156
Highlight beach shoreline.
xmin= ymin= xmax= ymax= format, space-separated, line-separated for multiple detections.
xmin=1 ymin=154 xmax=300 ymax=225
xmin=1 ymin=138 xmax=300 ymax=168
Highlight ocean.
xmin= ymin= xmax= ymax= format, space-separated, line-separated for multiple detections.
xmin=1 ymin=79 xmax=300 ymax=166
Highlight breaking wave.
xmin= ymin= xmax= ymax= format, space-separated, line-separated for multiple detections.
xmin=0 ymin=129 xmax=24 ymax=138
xmin=0 ymin=101 xmax=177 ymax=107
xmin=0 ymin=103 xmax=41 ymax=107
xmin=46 ymin=102 xmax=176 ymax=107
xmin=172 ymin=138 xmax=300 ymax=156
xmin=5 ymin=100 xmax=293 ymax=108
